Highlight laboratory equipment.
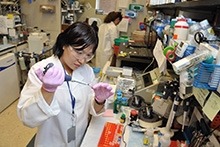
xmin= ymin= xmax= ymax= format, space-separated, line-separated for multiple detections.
xmin=182 ymin=98 xmax=190 ymax=132
xmin=128 ymin=88 xmax=146 ymax=109
xmin=158 ymin=80 xmax=179 ymax=137
xmin=106 ymin=66 xmax=123 ymax=77
xmin=116 ymin=76 xmax=136 ymax=94
xmin=138 ymin=105 xmax=163 ymax=128
xmin=0 ymin=52 xmax=20 ymax=112
xmin=43 ymin=63 xmax=93 ymax=87
xmin=172 ymin=49 xmax=210 ymax=74
xmin=135 ymin=68 xmax=161 ymax=104
xmin=28 ymin=32 xmax=50 ymax=53
xmin=65 ymin=73 xmax=93 ymax=88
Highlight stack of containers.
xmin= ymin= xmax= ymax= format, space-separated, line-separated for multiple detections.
xmin=114 ymin=36 xmax=129 ymax=55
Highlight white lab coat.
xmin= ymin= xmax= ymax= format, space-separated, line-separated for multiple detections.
xmin=95 ymin=22 xmax=119 ymax=68
xmin=17 ymin=56 xmax=104 ymax=147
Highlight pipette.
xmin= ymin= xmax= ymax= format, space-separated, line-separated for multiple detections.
xmin=65 ymin=74 xmax=92 ymax=88
xmin=42 ymin=63 xmax=92 ymax=88
xmin=182 ymin=99 xmax=190 ymax=132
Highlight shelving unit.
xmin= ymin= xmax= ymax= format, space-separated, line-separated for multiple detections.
xmin=148 ymin=1 xmax=220 ymax=146
xmin=149 ymin=0 xmax=220 ymax=10
xmin=148 ymin=0 xmax=220 ymax=35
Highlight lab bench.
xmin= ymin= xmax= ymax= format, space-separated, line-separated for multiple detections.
xmin=81 ymin=66 xmax=220 ymax=147
xmin=115 ymin=42 xmax=156 ymax=71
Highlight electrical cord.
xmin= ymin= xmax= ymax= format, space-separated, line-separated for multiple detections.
xmin=122 ymin=124 xmax=128 ymax=147
xmin=143 ymin=57 xmax=155 ymax=74
xmin=189 ymin=125 xmax=220 ymax=147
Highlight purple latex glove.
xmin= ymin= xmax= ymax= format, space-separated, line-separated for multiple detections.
xmin=92 ymin=82 xmax=114 ymax=103
xmin=35 ymin=66 xmax=65 ymax=93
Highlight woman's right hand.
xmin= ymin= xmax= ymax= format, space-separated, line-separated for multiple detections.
xmin=35 ymin=65 xmax=65 ymax=93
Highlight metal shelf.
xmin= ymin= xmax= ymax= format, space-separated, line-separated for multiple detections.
xmin=149 ymin=0 xmax=220 ymax=11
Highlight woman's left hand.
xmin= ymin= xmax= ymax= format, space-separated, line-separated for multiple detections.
xmin=92 ymin=83 xmax=114 ymax=104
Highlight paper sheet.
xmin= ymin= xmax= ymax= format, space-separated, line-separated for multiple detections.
xmin=153 ymin=39 xmax=167 ymax=74
xmin=0 ymin=16 xmax=8 ymax=34
xmin=202 ymin=92 xmax=220 ymax=121
xmin=193 ymin=87 xmax=210 ymax=106
xmin=117 ymin=18 xmax=129 ymax=32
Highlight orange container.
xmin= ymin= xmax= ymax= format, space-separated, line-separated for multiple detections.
xmin=114 ymin=45 xmax=120 ymax=56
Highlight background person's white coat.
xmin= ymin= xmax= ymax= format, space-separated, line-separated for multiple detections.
xmin=95 ymin=22 xmax=119 ymax=69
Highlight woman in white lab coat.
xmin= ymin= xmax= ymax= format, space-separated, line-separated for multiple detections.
xmin=17 ymin=22 xmax=113 ymax=147
xmin=95 ymin=11 xmax=123 ymax=69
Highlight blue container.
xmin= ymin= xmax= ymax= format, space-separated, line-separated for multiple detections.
xmin=193 ymin=62 xmax=220 ymax=90
xmin=183 ymin=45 xmax=196 ymax=57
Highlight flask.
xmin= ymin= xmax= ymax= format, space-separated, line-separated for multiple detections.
xmin=3 ymin=36 xmax=8 ymax=45
xmin=173 ymin=18 xmax=189 ymax=41
xmin=158 ymin=134 xmax=171 ymax=147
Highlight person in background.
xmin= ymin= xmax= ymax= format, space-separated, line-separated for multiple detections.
xmin=17 ymin=22 xmax=114 ymax=147
xmin=95 ymin=11 xmax=123 ymax=69
xmin=91 ymin=20 xmax=99 ymax=34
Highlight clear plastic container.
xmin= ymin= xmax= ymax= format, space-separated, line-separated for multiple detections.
xmin=143 ymin=129 xmax=154 ymax=146
xmin=158 ymin=134 xmax=171 ymax=147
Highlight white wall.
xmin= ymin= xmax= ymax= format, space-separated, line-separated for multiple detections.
xmin=20 ymin=0 xmax=147 ymax=40
xmin=78 ymin=0 xmax=147 ymax=37
xmin=20 ymin=0 xmax=61 ymax=43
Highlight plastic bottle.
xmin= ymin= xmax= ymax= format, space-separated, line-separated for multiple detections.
xmin=188 ymin=22 xmax=202 ymax=46
xmin=173 ymin=18 xmax=189 ymax=41
xmin=3 ymin=36 xmax=8 ymax=45
xmin=158 ymin=134 xmax=171 ymax=147
xmin=143 ymin=129 xmax=154 ymax=147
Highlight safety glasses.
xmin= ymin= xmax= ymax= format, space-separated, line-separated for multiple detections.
xmin=69 ymin=46 xmax=94 ymax=62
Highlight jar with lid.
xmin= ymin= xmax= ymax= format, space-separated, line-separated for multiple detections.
xmin=173 ymin=18 xmax=189 ymax=41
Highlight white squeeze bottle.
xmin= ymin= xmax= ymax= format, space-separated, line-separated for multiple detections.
xmin=158 ymin=134 xmax=171 ymax=147
xmin=3 ymin=36 xmax=8 ymax=45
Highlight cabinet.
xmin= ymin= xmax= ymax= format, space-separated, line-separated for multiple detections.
xmin=0 ymin=48 xmax=19 ymax=112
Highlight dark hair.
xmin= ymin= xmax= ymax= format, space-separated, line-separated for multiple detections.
xmin=104 ymin=11 xmax=123 ymax=23
xmin=53 ymin=22 xmax=99 ymax=58
xmin=91 ymin=21 xmax=99 ymax=33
